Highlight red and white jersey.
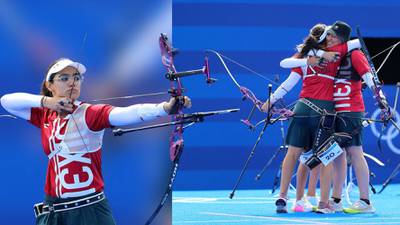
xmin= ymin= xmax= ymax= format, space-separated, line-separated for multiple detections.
xmin=30 ymin=103 xmax=113 ymax=198
xmin=334 ymin=50 xmax=370 ymax=112
xmin=292 ymin=43 xmax=349 ymax=101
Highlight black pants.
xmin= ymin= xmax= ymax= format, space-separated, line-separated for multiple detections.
xmin=36 ymin=194 xmax=116 ymax=225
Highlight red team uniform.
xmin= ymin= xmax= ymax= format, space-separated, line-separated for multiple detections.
xmin=292 ymin=42 xmax=350 ymax=101
xmin=334 ymin=50 xmax=370 ymax=112
xmin=30 ymin=103 xmax=113 ymax=198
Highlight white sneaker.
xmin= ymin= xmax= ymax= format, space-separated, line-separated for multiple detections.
xmin=292 ymin=199 xmax=313 ymax=212
xmin=316 ymin=202 xmax=336 ymax=214
xmin=328 ymin=199 xmax=343 ymax=212
xmin=306 ymin=196 xmax=319 ymax=207
xmin=344 ymin=200 xmax=376 ymax=214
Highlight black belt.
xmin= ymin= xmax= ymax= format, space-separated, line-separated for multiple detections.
xmin=34 ymin=192 xmax=105 ymax=218
xmin=298 ymin=98 xmax=325 ymax=115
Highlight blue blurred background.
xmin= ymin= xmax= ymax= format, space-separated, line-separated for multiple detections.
xmin=2 ymin=1 xmax=400 ymax=224
xmin=173 ymin=0 xmax=400 ymax=194
xmin=0 ymin=1 xmax=173 ymax=224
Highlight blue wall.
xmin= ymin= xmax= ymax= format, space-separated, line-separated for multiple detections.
xmin=173 ymin=0 xmax=400 ymax=191
xmin=0 ymin=1 xmax=172 ymax=224
xmin=1 ymin=1 xmax=400 ymax=224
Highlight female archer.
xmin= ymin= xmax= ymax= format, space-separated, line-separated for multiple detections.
xmin=262 ymin=21 xmax=361 ymax=213
xmin=1 ymin=58 xmax=191 ymax=225
xmin=277 ymin=21 xmax=387 ymax=214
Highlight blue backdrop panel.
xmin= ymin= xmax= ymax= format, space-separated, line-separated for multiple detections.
xmin=173 ymin=0 xmax=400 ymax=191
xmin=0 ymin=1 xmax=172 ymax=224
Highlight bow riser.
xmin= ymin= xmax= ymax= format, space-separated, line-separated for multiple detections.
xmin=144 ymin=33 xmax=219 ymax=225
xmin=165 ymin=57 xmax=216 ymax=84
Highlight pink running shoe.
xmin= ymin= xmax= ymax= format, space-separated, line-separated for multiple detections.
xmin=292 ymin=199 xmax=313 ymax=212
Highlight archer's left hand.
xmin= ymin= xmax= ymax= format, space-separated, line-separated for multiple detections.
xmin=261 ymin=99 xmax=275 ymax=113
xmin=380 ymin=107 xmax=394 ymax=122
xmin=164 ymin=96 xmax=192 ymax=115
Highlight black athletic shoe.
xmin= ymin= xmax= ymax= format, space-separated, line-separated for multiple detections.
xmin=276 ymin=198 xmax=288 ymax=213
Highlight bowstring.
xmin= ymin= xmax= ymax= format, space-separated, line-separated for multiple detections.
xmin=376 ymin=41 xmax=400 ymax=74
xmin=70 ymin=32 xmax=91 ymax=154
xmin=89 ymin=91 xmax=168 ymax=102
xmin=206 ymin=49 xmax=280 ymax=86
xmin=371 ymin=41 xmax=400 ymax=59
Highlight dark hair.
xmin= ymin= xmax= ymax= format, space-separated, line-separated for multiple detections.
xmin=329 ymin=20 xmax=351 ymax=42
xmin=40 ymin=58 xmax=67 ymax=97
xmin=296 ymin=23 xmax=327 ymax=58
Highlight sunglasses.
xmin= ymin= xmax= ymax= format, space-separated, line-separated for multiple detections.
xmin=54 ymin=73 xmax=84 ymax=83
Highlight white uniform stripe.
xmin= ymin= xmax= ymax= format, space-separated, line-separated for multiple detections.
xmin=303 ymin=73 xmax=335 ymax=80
xmin=335 ymin=103 xmax=351 ymax=108
xmin=334 ymin=97 xmax=351 ymax=101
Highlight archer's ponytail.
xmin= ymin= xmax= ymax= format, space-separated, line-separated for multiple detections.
xmin=297 ymin=23 xmax=327 ymax=58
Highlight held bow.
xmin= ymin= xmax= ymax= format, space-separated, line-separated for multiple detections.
xmin=90 ymin=34 xmax=238 ymax=224
xmin=357 ymin=27 xmax=400 ymax=153
xmin=206 ymin=50 xmax=294 ymax=129
xmin=141 ymin=33 xmax=218 ymax=225
xmin=357 ymin=28 xmax=394 ymax=122
xmin=96 ymin=34 xmax=238 ymax=224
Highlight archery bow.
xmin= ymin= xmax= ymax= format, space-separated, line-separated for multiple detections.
xmin=141 ymin=33 xmax=219 ymax=225
xmin=57 ymin=33 xmax=235 ymax=224
xmin=206 ymin=49 xmax=293 ymax=129
xmin=57 ymin=33 xmax=234 ymax=224
xmin=203 ymin=50 xmax=295 ymax=198
xmin=357 ymin=27 xmax=400 ymax=155
xmin=357 ymin=27 xmax=396 ymax=122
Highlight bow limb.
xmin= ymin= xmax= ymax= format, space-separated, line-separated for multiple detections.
xmin=356 ymin=27 xmax=400 ymax=151
xmin=363 ymin=152 xmax=385 ymax=166
xmin=0 ymin=114 xmax=17 ymax=119
xmin=206 ymin=49 xmax=264 ymax=111
xmin=205 ymin=49 xmax=295 ymax=130
xmin=145 ymin=33 xmax=217 ymax=225
xmin=143 ymin=33 xmax=183 ymax=225
xmin=206 ymin=49 xmax=280 ymax=86
xmin=206 ymin=50 xmax=242 ymax=88
xmin=374 ymin=41 xmax=400 ymax=73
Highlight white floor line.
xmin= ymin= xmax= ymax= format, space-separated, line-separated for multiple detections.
xmin=309 ymin=217 xmax=400 ymax=221
xmin=199 ymin=211 xmax=336 ymax=225
xmin=174 ymin=212 xmax=400 ymax=225
xmin=175 ymin=222 xmax=400 ymax=225
xmin=174 ymin=219 xmax=261 ymax=224
xmin=175 ymin=201 xmax=276 ymax=204
xmin=173 ymin=197 xmax=278 ymax=200
xmin=347 ymin=223 xmax=400 ymax=225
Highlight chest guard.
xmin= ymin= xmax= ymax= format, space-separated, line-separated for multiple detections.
xmin=336 ymin=51 xmax=361 ymax=81
xmin=48 ymin=103 xmax=104 ymax=159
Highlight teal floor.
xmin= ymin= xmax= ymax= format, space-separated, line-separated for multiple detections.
xmin=173 ymin=184 xmax=400 ymax=225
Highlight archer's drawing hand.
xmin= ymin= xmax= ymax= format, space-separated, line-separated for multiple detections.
xmin=42 ymin=96 xmax=74 ymax=113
